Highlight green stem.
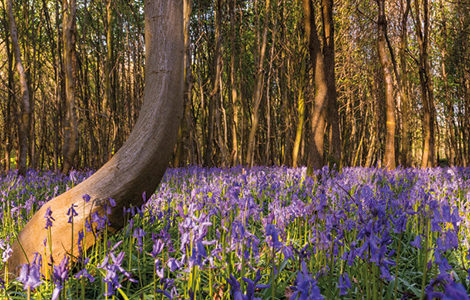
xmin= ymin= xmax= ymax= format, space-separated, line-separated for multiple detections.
xmin=394 ymin=233 xmax=403 ymax=299
xmin=420 ymin=218 xmax=431 ymax=300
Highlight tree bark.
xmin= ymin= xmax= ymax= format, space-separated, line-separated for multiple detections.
xmin=414 ymin=0 xmax=435 ymax=168
xmin=304 ymin=0 xmax=328 ymax=172
xmin=6 ymin=0 xmax=184 ymax=276
xmin=377 ymin=0 xmax=396 ymax=169
xmin=246 ymin=0 xmax=270 ymax=167
xmin=7 ymin=0 xmax=32 ymax=176
xmin=292 ymin=90 xmax=305 ymax=168
xmin=399 ymin=0 xmax=411 ymax=167
xmin=321 ymin=0 xmax=341 ymax=168
xmin=62 ymin=0 xmax=79 ymax=174
xmin=229 ymin=0 xmax=240 ymax=165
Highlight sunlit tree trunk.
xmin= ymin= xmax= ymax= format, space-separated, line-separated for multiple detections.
xmin=414 ymin=0 xmax=435 ymax=168
xmin=399 ymin=0 xmax=411 ymax=167
xmin=292 ymin=91 xmax=305 ymax=168
xmin=229 ymin=0 xmax=240 ymax=165
xmin=377 ymin=0 xmax=396 ymax=169
xmin=246 ymin=0 xmax=270 ymax=167
xmin=7 ymin=0 xmax=32 ymax=175
xmin=62 ymin=0 xmax=79 ymax=174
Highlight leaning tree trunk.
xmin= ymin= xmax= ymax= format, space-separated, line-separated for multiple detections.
xmin=6 ymin=0 xmax=184 ymax=276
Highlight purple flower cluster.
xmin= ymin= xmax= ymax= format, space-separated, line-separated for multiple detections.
xmin=2 ymin=167 xmax=470 ymax=298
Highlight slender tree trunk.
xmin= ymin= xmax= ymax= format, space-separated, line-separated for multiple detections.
xmin=229 ymin=0 xmax=240 ymax=165
xmin=439 ymin=4 xmax=456 ymax=165
xmin=399 ymin=0 xmax=411 ymax=167
xmin=321 ymin=0 xmax=341 ymax=168
xmin=103 ymin=0 xmax=114 ymax=160
xmin=414 ymin=0 xmax=435 ymax=168
xmin=62 ymin=0 xmax=79 ymax=174
xmin=292 ymin=90 xmax=305 ymax=168
xmin=246 ymin=0 xmax=270 ymax=167
xmin=173 ymin=0 xmax=192 ymax=167
xmin=7 ymin=0 xmax=32 ymax=175
xmin=377 ymin=0 xmax=396 ymax=169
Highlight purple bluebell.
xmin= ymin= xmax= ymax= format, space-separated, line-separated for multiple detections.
xmin=242 ymin=270 xmax=270 ymax=299
xmin=167 ymin=258 xmax=180 ymax=272
xmin=17 ymin=254 xmax=42 ymax=291
xmin=51 ymin=256 xmax=70 ymax=300
xmin=338 ymin=273 xmax=351 ymax=296
xmin=82 ymin=194 xmax=91 ymax=203
xmin=74 ymin=258 xmax=95 ymax=283
xmin=226 ymin=274 xmax=244 ymax=300
xmin=411 ymin=235 xmax=422 ymax=248
xmin=67 ymin=203 xmax=78 ymax=223
xmin=133 ymin=227 xmax=146 ymax=253
xmin=290 ymin=261 xmax=324 ymax=300
xmin=44 ymin=207 xmax=55 ymax=229
xmin=265 ymin=224 xmax=283 ymax=250
xmin=0 ymin=239 xmax=12 ymax=263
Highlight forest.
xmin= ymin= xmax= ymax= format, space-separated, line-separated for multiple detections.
xmin=0 ymin=0 xmax=468 ymax=173
xmin=1 ymin=0 xmax=470 ymax=299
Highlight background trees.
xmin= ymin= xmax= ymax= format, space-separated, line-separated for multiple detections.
xmin=0 ymin=0 xmax=469 ymax=170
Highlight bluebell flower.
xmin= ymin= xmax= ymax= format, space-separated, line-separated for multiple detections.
xmin=167 ymin=258 xmax=180 ymax=272
xmin=67 ymin=203 xmax=78 ymax=223
xmin=338 ymin=273 xmax=351 ymax=295
xmin=51 ymin=256 xmax=70 ymax=300
xmin=290 ymin=261 xmax=324 ymax=300
xmin=226 ymin=274 xmax=244 ymax=300
xmin=151 ymin=238 xmax=165 ymax=258
xmin=242 ymin=270 xmax=270 ymax=299
xmin=0 ymin=239 xmax=12 ymax=263
xmin=17 ymin=254 xmax=42 ymax=291
xmin=155 ymin=259 xmax=165 ymax=279
xmin=411 ymin=235 xmax=422 ymax=248
xmin=44 ymin=207 xmax=55 ymax=229
xmin=74 ymin=258 xmax=95 ymax=283
xmin=98 ymin=251 xmax=135 ymax=297
xmin=265 ymin=224 xmax=283 ymax=250
xmin=133 ymin=227 xmax=146 ymax=253
xmin=82 ymin=194 xmax=91 ymax=203
xmin=443 ymin=281 xmax=469 ymax=300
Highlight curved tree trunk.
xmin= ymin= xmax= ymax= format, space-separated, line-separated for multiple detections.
xmin=6 ymin=0 xmax=183 ymax=276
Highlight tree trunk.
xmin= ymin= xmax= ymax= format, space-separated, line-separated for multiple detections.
xmin=304 ymin=0 xmax=328 ymax=173
xmin=414 ymin=0 xmax=435 ymax=168
xmin=103 ymin=0 xmax=115 ymax=160
xmin=246 ymin=0 xmax=270 ymax=167
xmin=399 ymin=0 xmax=411 ymax=167
xmin=62 ymin=0 xmax=79 ymax=174
xmin=321 ymin=0 xmax=341 ymax=168
xmin=6 ymin=0 xmax=184 ymax=276
xmin=7 ymin=0 xmax=32 ymax=176
xmin=377 ymin=0 xmax=396 ymax=169
xmin=229 ymin=0 xmax=240 ymax=165
xmin=292 ymin=90 xmax=305 ymax=168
